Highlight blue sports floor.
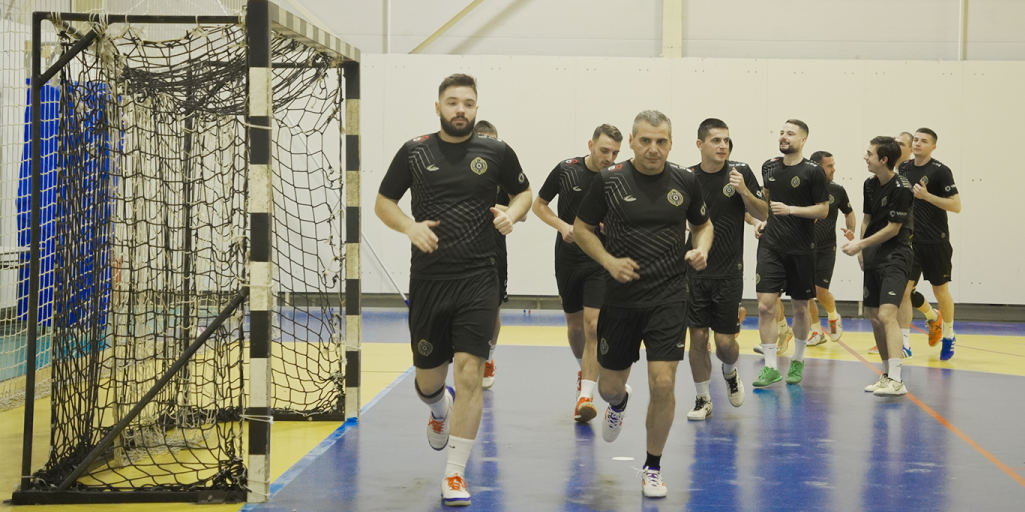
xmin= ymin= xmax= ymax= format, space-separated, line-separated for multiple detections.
xmin=246 ymin=309 xmax=1024 ymax=512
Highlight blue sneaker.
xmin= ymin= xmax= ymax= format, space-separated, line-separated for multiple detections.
xmin=902 ymin=346 xmax=912 ymax=359
xmin=940 ymin=336 xmax=955 ymax=361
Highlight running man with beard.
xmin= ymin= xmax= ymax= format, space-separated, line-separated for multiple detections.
xmin=532 ymin=124 xmax=623 ymax=422
xmin=375 ymin=74 xmax=532 ymax=507
xmin=751 ymin=119 xmax=828 ymax=387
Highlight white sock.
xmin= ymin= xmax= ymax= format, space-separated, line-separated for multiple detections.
xmin=576 ymin=358 xmax=583 ymax=369
xmin=695 ymin=380 xmax=710 ymax=397
xmin=763 ymin=344 xmax=778 ymax=369
xmin=942 ymin=321 xmax=954 ymax=338
xmin=488 ymin=344 xmax=496 ymax=361
xmin=444 ymin=436 xmax=475 ymax=477
xmin=809 ymin=323 xmax=820 ymax=336
xmin=827 ymin=310 xmax=839 ymax=321
xmin=723 ymin=362 xmax=737 ymax=376
xmin=429 ymin=387 xmax=452 ymax=419
xmin=924 ymin=308 xmax=938 ymax=322
xmin=579 ymin=379 xmax=597 ymax=400
xmin=901 ymin=329 xmax=911 ymax=350
xmin=888 ymin=358 xmax=902 ymax=382
xmin=792 ymin=339 xmax=807 ymax=362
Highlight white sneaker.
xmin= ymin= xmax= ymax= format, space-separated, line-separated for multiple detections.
xmin=481 ymin=360 xmax=495 ymax=389
xmin=640 ymin=466 xmax=667 ymax=498
xmin=686 ymin=395 xmax=712 ymax=421
xmin=829 ymin=315 xmax=844 ymax=342
xmin=864 ymin=374 xmax=889 ymax=392
xmin=601 ymin=384 xmax=631 ymax=443
xmin=806 ymin=330 xmax=827 ymax=346
xmin=777 ymin=324 xmax=793 ymax=353
xmin=426 ymin=386 xmax=454 ymax=451
xmin=441 ymin=473 xmax=471 ymax=507
xmin=723 ymin=365 xmax=745 ymax=407
xmin=874 ymin=378 xmax=908 ymax=396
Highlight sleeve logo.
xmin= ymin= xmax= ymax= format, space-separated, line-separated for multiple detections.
xmin=829 ymin=194 xmax=835 ymax=204
xmin=723 ymin=184 xmax=736 ymax=197
xmin=518 ymin=173 xmax=526 ymax=184
xmin=667 ymin=189 xmax=684 ymax=207
xmin=470 ymin=157 xmax=488 ymax=175
xmin=791 ymin=176 xmax=801 ymax=188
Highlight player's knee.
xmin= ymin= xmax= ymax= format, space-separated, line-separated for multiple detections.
xmin=648 ymin=373 xmax=675 ymax=399
xmin=597 ymin=378 xmax=623 ymax=403
xmin=757 ymin=300 xmax=775 ymax=318
xmin=910 ymin=290 xmax=925 ymax=309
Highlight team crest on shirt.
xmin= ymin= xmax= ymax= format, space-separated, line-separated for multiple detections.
xmin=723 ymin=184 xmax=736 ymax=197
xmin=417 ymin=339 xmax=433 ymax=356
xmin=600 ymin=338 xmax=609 ymax=355
xmin=667 ymin=189 xmax=684 ymax=207
xmin=829 ymin=194 xmax=835 ymax=204
xmin=881 ymin=197 xmax=888 ymax=207
xmin=470 ymin=157 xmax=488 ymax=175
xmin=921 ymin=176 xmax=930 ymax=186
xmin=791 ymin=176 xmax=801 ymax=188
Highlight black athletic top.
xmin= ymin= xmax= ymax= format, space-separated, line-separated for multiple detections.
xmin=685 ymin=161 xmax=762 ymax=279
xmin=576 ymin=160 xmax=709 ymax=307
xmin=862 ymin=173 xmax=914 ymax=269
xmin=494 ymin=186 xmax=510 ymax=263
xmin=898 ymin=158 xmax=958 ymax=245
xmin=760 ymin=157 xmax=829 ymax=254
xmin=537 ymin=156 xmax=605 ymax=268
xmin=379 ymin=132 xmax=529 ymax=279
xmin=814 ymin=181 xmax=854 ymax=250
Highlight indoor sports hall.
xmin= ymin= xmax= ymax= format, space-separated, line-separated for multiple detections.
xmin=1 ymin=1 xmax=1022 ymax=511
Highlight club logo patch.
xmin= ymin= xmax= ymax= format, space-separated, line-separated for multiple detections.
xmin=700 ymin=203 xmax=707 ymax=216
xmin=518 ymin=172 xmax=526 ymax=183
xmin=723 ymin=184 xmax=735 ymax=197
xmin=755 ymin=273 xmax=761 ymax=284
xmin=881 ymin=197 xmax=888 ymax=207
xmin=829 ymin=194 xmax=835 ymax=204
xmin=864 ymin=287 xmax=870 ymax=299
xmin=921 ymin=176 xmax=930 ymax=186
xmin=791 ymin=176 xmax=801 ymax=188
xmin=600 ymin=338 xmax=609 ymax=355
xmin=417 ymin=339 xmax=433 ymax=356
xmin=667 ymin=189 xmax=684 ymax=207
xmin=470 ymin=157 xmax=488 ymax=175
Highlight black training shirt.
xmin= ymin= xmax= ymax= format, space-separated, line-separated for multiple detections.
xmin=760 ymin=157 xmax=829 ymax=254
xmin=861 ymin=173 xmax=913 ymax=269
xmin=686 ymin=161 xmax=762 ymax=279
xmin=814 ymin=181 xmax=854 ymax=250
xmin=898 ymin=159 xmax=958 ymax=245
xmin=537 ymin=156 xmax=604 ymax=268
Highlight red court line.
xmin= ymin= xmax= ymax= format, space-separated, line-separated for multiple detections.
xmin=956 ymin=345 xmax=1025 ymax=358
xmin=836 ymin=340 xmax=1025 ymax=489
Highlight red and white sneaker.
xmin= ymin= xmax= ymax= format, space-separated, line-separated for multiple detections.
xmin=576 ymin=370 xmax=582 ymax=398
xmin=829 ymin=315 xmax=843 ymax=342
xmin=441 ymin=473 xmax=471 ymax=507
xmin=574 ymin=396 xmax=597 ymax=423
xmin=482 ymin=360 xmax=496 ymax=389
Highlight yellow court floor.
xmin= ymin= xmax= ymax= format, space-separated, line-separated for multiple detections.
xmin=1 ymin=322 xmax=1022 ymax=511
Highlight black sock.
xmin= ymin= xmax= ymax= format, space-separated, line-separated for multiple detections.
xmin=611 ymin=390 xmax=629 ymax=411
xmin=644 ymin=452 xmax=661 ymax=469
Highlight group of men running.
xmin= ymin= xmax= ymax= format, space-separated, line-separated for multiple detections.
xmin=375 ymin=74 xmax=961 ymax=505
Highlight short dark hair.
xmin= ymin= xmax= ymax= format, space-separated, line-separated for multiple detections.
xmin=728 ymin=138 xmax=733 ymax=154
xmin=785 ymin=119 xmax=809 ymax=136
xmin=592 ymin=124 xmax=623 ymax=143
xmin=474 ymin=120 xmax=497 ymax=137
xmin=809 ymin=151 xmax=833 ymax=165
xmin=632 ymin=110 xmax=672 ymax=136
xmin=870 ymin=136 xmax=901 ymax=170
xmin=697 ymin=118 xmax=729 ymax=142
xmin=916 ymin=127 xmax=938 ymax=143
xmin=438 ymin=73 xmax=477 ymax=98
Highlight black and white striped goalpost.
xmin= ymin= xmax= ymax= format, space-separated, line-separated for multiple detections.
xmin=343 ymin=61 xmax=362 ymax=422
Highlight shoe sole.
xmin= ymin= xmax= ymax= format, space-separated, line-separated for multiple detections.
xmin=481 ymin=379 xmax=494 ymax=390
xmin=575 ymin=404 xmax=597 ymax=423
xmin=686 ymin=409 xmax=712 ymax=421
xmin=643 ymin=489 xmax=668 ymax=498
xmin=442 ymin=497 xmax=471 ymax=507
xmin=753 ymin=377 xmax=781 ymax=387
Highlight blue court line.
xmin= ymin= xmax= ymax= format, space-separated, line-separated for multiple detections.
xmin=240 ymin=366 xmax=415 ymax=510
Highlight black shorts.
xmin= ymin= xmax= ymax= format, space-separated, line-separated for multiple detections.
xmin=596 ymin=302 xmax=687 ymax=371
xmin=555 ymin=262 xmax=605 ymax=313
xmin=909 ymin=241 xmax=952 ymax=286
xmin=408 ymin=271 xmax=499 ymax=368
xmin=496 ymin=237 xmax=509 ymax=303
xmin=755 ymin=244 xmax=817 ymax=300
xmin=864 ymin=256 xmax=911 ymax=309
xmin=814 ymin=247 xmax=837 ymax=290
xmin=687 ymin=277 xmax=743 ymax=334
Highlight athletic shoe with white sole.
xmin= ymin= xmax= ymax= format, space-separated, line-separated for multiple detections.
xmin=426 ymin=386 xmax=454 ymax=451
xmin=574 ymin=396 xmax=597 ymax=423
xmin=482 ymin=360 xmax=496 ymax=389
xmin=927 ymin=311 xmax=942 ymax=347
xmin=829 ymin=315 xmax=843 ymax=342
xmin=873 ymin=378 xmax=908 ymax=396
xmin=640 ymin=466 xmax=667 ymax=498
xmin=777 ymin=324 xmax=793 ymax=353
xmin=864 ymin=374 xmax=889 ymax=392
xmin=723 ymin=365 xmax=745 ymax=407
xmin=441 ymin=473 xmax=471 ymax=507
xmin=902 ymin=347 xmax=912 ymax=359
xmin=868 ymin=345 xmax=880 ymax=355
xmin=686 ymin=395 xmax=712 ymax=421
xmin=601 ymin=384 xmax=631 ymax=442
xmin=807 ymin=331 xmax=827 ymax=346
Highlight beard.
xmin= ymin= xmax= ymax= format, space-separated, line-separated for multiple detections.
xmin=779 ymin=143 xmax=797 ymax=155
xmin=440 ymin=114 xmax=475 ymax=138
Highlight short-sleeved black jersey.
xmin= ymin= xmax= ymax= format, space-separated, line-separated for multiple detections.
xmin=862 ymin=174 xmax=914 ymax=269
xmin=379 ymin=132 xmax=530 ymax=279
xmin=813 ymin=181 xmax=854 ymax=249
xmin=760 ymin=157 xmax=829 ymax=254
xmin=538 ymin=157 xmax=604 ymax=267
xmin=898 ymin=159 xmax=958 ymax=244
xmin=576 ymin=160 xmax=709 ymax=307
xmin=685 ymin=161 xmax=763 ymax=278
